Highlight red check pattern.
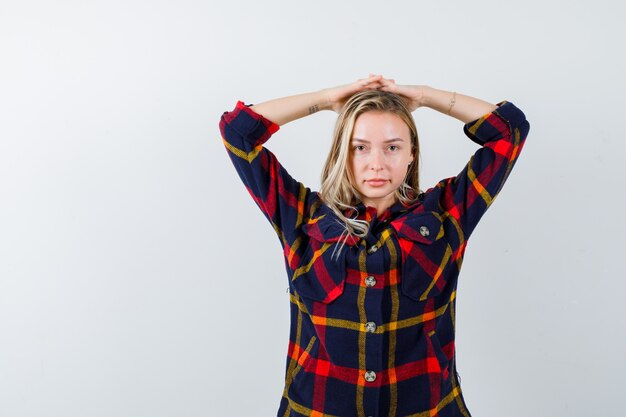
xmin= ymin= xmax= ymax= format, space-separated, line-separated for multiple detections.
xmin=220 ymin=99 xmax=530 ymax=417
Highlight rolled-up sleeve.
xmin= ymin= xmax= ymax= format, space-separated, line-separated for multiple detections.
xmin=219 ymin=101 xmax=314 ymax=246
xmin=433 ymin=100 xmax=530 ymax=242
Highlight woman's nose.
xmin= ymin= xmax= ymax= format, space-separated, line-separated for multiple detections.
xmin=369 ymin=150 xmax=384 ymax=170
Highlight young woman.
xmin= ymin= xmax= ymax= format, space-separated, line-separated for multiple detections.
xmin=219 ymin=74 xmax=530 ymax=417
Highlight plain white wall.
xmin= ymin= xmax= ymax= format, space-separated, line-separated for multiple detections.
xmin=1 ymin=1 xmax=624 ymax=416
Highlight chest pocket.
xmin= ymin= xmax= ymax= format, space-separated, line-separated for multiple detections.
xmin=289 ymin=213 xmax=358 ymax=309
xmin=391 ymin=211 xmax=453 ymax=302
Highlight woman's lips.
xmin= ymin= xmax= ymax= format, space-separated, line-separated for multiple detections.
xmin=366 ymin=179 xmax=388 ymax=187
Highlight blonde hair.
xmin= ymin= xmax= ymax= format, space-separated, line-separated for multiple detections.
xmin=320 ymin=90 xmax=421 ymax=250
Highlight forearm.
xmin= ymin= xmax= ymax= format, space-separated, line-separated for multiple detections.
xmin=421 ymin=86 xmax=497 ymax=124
xmin=250 ymin=90 xmax=331 ymax=126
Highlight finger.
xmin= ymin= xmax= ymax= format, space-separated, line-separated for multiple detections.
xmin=363 ymin=78 xmax=382 ymax=85
xmin=361 ymin=75 xmax=380 ymax=82
xmin=364 ymin=81 xmax=384 ymax=89
xmin=379 ymin=84 xmax=396 ymax=92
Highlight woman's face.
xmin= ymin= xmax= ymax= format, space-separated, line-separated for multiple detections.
xmin=349 ymin=110 xmax=414 ymax=212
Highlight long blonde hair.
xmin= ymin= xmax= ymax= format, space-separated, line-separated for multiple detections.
xmin=320 ymin=90 xmax=421 ymax=246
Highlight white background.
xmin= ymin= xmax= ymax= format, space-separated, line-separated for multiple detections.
xmin=1 ymin=1 xmax=624 ymax=416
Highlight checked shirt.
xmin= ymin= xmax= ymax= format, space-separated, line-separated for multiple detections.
xmin=219 ymin=99 xmax=530 ymax=417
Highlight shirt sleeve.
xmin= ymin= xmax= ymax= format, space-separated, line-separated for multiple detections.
xmin=429 ymin=100 xmax=530 ymax=242
xmin=219 ymin=101 xmax=314 ymax=246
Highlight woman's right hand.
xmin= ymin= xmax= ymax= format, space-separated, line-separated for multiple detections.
xmin=323 ymin=74 xmax=386 ymax=113
xmin=248 ymin=74 xmax=393 ymax=126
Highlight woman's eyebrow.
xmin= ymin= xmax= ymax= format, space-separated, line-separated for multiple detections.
xmin=351 ymin=138 xmax=406 ymax=143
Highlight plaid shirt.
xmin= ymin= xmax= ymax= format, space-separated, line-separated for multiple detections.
xmin=220 ymin=99 xmax=530 ymax=417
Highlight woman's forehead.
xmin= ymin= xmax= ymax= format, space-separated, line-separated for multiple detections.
xmin=352 ymin=111 xmax=410 ymax=141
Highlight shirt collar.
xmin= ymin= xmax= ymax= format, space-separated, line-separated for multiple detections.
xmin=344 ymin=198 xmax=413 ymax=222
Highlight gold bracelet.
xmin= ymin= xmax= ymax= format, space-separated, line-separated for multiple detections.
xmin=447 ymin=91 xmax=457 ymax=115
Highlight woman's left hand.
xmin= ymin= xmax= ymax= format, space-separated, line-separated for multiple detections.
xmin=378 ymin=79 xmax=428 ymax=112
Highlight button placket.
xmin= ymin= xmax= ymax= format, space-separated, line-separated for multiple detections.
xmin=361 ymin=230 xmax=382 ymax=398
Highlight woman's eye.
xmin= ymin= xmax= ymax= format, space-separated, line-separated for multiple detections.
xmin=354 ymin=145 xmax=366 ymax=151
xmin=388 ymin=145 xmax=399 ymax=151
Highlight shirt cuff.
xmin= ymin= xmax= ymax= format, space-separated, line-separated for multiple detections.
xmin=463 ymin=100 xmax=527 ymax=145
xmin=221 ymin=101 xmax=280 ymax=145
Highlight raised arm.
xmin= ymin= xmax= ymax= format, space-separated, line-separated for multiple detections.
xmin=379 ymin=78 xmax=530 ymax=242
xmin=379 ymin=80 xmax=497 ymax=123
xmin=420 ymin=86 xmax=497 ymax=123
xmin=250 ymin=74 xmax=386 ymax=125
xmin=219 ymin=75 xmax=389 ymax=246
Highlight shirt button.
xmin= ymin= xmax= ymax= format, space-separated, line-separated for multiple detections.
xmin=419 ymin=225 xmax=430 ymax=237
xmin=365 ymin=276 xmax=377 ymax=287
xmin=365 ymin=321 xmax=377 ymax=333
xmin=364 ymin=370 xmax=377 ymax=382
xmin=367 ymin=246 xmax=378 ymax=254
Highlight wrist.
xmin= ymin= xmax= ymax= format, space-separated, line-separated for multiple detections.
xmin=419 ymin=85 xmax=435 ymax=108
xmin=318 ymin=89 xmax=334 ymax=111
